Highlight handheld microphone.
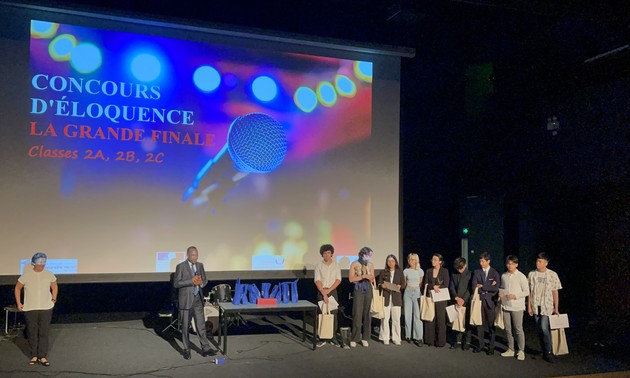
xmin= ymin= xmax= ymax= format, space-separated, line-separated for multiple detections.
xmin=183 ymin=112 xmax=287 ymax=201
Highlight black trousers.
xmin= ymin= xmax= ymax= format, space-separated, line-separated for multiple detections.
xmin=316 ymin=289 xmax=339 ymax=341
xmin=351 ymin=288 xmax=373 ymax=342
xmin=476 ymin=301 xmax=496 ymax=349
xmin=24 ymin=308 xmax=53 ymax=358
xmin=424 ymin=300 xmax=447 ymax=347
xmin=180 ymin=293 xmax=211 ymax=353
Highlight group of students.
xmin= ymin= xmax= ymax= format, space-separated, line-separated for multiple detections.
xmin=313 ymin=245 xmax=562 ymax=363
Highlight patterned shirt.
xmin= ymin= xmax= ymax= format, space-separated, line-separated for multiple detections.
xmin=528 ymin=269 xmax=562 ymax=316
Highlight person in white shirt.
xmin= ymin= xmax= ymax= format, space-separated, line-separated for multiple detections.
xmin=527 ymin=252 xmax=562 ymax=363
xmin=499 ymin=255 xmax=529 ymax=361
xmin=14 ymin=252 xmax=58 ymax=366
xmin=314 ymin=244 xmax=342 ymax=347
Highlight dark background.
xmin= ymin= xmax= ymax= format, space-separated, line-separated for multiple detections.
xmin=2 ymin=0 xmax=629 ymax=346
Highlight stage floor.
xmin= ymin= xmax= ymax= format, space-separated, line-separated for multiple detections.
xmin=0 ymin=312 xmax=628 ymax=377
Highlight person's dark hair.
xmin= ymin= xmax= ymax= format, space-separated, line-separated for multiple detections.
xmin=432 ymin=253 xmax=445 ymax=267
xmin=384 ymin=254 xmax=400 ymax=270
xmin=506 ymin=255 xmax=519 ymax=264
xmin=537 ymin=252 xmax=550 ymax=262
xmin=186 ymin=246 xmax=198 ymax=255
xmin=358 ymin=246 xmax=373 ymax=258
xmin=479 ymin=252 xmax=491 ymax=261
xmin=453 ymin=257 xmax=467 ymax=270
xmin=31 ymin=252 xmax=47 ymax=265
xmin=319 ymin=244 xmax=334 ymax=256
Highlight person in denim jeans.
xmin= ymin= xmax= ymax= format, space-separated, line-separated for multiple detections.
xmin=403 ymin=253 xmax=424 ymax=346
xmin=527 ymin=253 xmax=562 ymax=363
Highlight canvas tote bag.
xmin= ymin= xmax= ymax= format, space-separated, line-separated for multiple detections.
xmin=370 ymin=282 xmax=385 ymax=319
xmin=469 ymin=287 xmax=483 ymax=326
xmin=420 ymin=285 xmax=435 ymax=321
xmin=318 ymin=303 xmax=335 ymax=339
xmin=452 ymin=306 xmax=467 ymax=332
xmin=494 ymin=298 xmax=505 ymax=330
xmin=551 ymin=328 xmax=569 ymax=356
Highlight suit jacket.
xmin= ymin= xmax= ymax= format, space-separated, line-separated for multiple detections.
xmin=174 ymin=260 xmax=208 ymax=310
xmin=449 ymin=270 xmax=472 ymax=305
xmin=423 ymin=267 xmax=450 ymax=297
xmin=472 ymin=267 xmax=500 ymax=308
xmin=377 ymin=268 xmax=406 ymax=307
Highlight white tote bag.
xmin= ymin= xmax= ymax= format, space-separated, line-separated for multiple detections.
xmin=318 ymin=304 xmax=334 ymax=339
xmin=469 ymin=287 xmax=483 ymax=326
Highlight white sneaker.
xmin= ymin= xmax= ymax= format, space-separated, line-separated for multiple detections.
xmin=350 ymin=341 xmax=357 ymax=348
xmin=361 ymin=340 xmax=369 ymax=347
xmin=316 ymin=341 xmax=327 ymax=348
xmin=393 ymin=341 xmax=402 ymax=346
xmin=517 ymin=351 xmax=525 ymax=361
xmin=383 ymin=341 xmax=389 ymax=345
xmin=501 ymin=349 xmax=515 ymax=357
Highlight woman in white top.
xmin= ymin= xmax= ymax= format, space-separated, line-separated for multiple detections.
xmin=499 ymin=255 xmax=529 ymax=361
xmin=14 ymin=252 xmax=58 ymax=366
xmin=403 ymin=253 xmax=424 ymax=346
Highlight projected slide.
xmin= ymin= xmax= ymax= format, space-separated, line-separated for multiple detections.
xmin=0 ymin=8 xmax=400 ymax=278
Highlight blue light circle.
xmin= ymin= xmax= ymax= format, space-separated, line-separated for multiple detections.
xmin=193 ymin=65 xmax=221 ymax=93
xmin=251 ymin=76 xmax=278 ymax=102
xmin=70 ymin=43 xmax=102 ymax=74
xmin=335 ymin=75 xmax=357 ymax=97
xmin=294 ymin=87 xmax=318 ymax=113
xmin=317 ymin=81 xmax=337 ymax=107
xmin=131 ymin=54 xmax=161 ymax=82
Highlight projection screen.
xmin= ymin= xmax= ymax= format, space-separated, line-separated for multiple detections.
xmin=0 ymin=2 xmax=412 ymax=283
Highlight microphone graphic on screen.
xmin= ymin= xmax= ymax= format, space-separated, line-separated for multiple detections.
xmin=183 ymin=112 xmax=288 ymax=201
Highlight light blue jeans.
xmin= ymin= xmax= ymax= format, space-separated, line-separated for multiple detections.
xmin=403 ymin=287 xmax=423 ymax=341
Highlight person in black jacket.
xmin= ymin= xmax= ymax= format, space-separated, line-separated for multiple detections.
xmin=449 ymin=257 xmax=473 ymax=349
xmin=471 ymin=252 xmax=501 ymax=355
xmin=423 ymin=253 xmax=450 ymax=347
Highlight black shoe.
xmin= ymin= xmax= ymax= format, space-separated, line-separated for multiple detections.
xmin=473 ymin=347 xmax=483 ymax=353
xmin=462 ymin=344 xmax=471 ymax=351
xmin=405 ymin=337 xmax=411 ymax=344
xmin=202 ymin=349 xmax=216 ymax=357
xmin=38 ymin=358 xmax=50 ymax=367
xmin=543 ymin=354 xmax=555 ymax=363
xmin=183 ymin=350 xmax=191 ymax=360
xmin=486 ymin=348 xmax=495 ymax=356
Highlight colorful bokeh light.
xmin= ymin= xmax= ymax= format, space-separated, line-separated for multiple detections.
xmin=252 ymin=75 xmax=278 ymax=102
xmin=354 ymin=61 xmax=373 ymax=83
xmin=335 ymin=74 xmax=357 ymax=97
xmin=193 ymin=65 xmax=221 ymax=93
xmin=294 ymin=86 xmax=318 ymax=113
xmin=48 ymin=34 xmax=77 ymax=61
xmin=316 ymin=81 xmax=337 ymax=107
xmin=31 ymin=21 xmax=59 ymax=39
xmin=69 ymin=43 xmax=102 ymax=74
xmin=131 ymin=53 xmax=162 ymax=82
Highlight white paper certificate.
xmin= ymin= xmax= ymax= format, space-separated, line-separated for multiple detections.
xmin=446 ymin=305 xmax=458 ymax=322
xmin=549 ymin=314 xmax=570 ymax=329
xmin=431 ymin=289 xmax=451 ymax=302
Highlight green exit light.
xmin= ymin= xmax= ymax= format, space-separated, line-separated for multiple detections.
xmin=462 ymin=228 xmax=469 ymax=235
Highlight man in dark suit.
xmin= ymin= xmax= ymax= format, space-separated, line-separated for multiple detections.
xmin=173 ymin=246 xmax=214 ymax=359
xmin=471 ymin=252 xmax=500 ymax=355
